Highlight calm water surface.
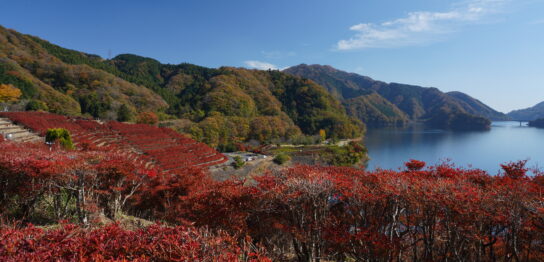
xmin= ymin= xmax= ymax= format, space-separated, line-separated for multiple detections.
xmin=365 ymin=121 xmax=544 ymax=174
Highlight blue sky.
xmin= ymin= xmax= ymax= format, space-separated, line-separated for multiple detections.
xmin=1 ymin=0 xmax=543 ymax=112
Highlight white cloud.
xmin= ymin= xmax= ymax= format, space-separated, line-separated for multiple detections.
xmin=244 ymin=60 xmax=278 ymax=70
xmin=336 ymin=0 xmax=508 ymax=50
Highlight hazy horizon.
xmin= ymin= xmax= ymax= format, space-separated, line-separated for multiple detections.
xmin=2 ymin=0 xmax=543 ymax=112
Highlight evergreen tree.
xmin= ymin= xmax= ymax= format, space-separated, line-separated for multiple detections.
xmin=117 ymin=104 xmax=132 ymax=122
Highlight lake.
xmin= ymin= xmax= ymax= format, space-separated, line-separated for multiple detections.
xmin=365 ymin=121 xmax=544 ymax=174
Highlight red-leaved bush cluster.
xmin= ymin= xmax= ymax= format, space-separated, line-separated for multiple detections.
xmin=135 ymin=111 xmax=159 ymax=125
xmin=172 ymin=160 xmax=544 ymax=261
xmin=1 ymin=116 xmax=544 ymax=261
xmin=0 ymin=142 xmax=157 ymax=223
xmin=0 ymin=112 xmax=227 ymax=171
xmin=0 ymin=223 xmax=270 ymax=261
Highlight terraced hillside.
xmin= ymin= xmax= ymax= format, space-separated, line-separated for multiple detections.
xmin=0 ymin=117 xmax=42 ymax=143
xmin=0 ymin=112 xmax=227 ymax=172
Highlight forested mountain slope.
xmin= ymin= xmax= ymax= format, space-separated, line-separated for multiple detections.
xmin=284 ymin=64 xmax=408 ymax=126
xmin=0 ymin=26 xmax=364 ymax=148
xmin=508 ymin=101 xmax=544 ymax=121
xmin=0 ymin=26 xmax=167 ymax=116
xmin=446 ymin=91 xmax=510 ymax=121
xmin=285 ymin=64 xmax=507 ymax=129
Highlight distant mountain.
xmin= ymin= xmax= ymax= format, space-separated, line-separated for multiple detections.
xmin=508 ymin=102 xmax=544 ymax=121
xmin=344 ymin=93 xmax=408 ymax=127
xmin=0 ymin=26 xmax=364 ymax=148
xmin=528 ymin=118 xmax=544 ymax=128
xmin=283 ymin=64 xmax=408 ymax=126
xmin=446 ymin=92 xmax=510 ymax=121
xmin=284 ymin=64 xmax=506 ymax=130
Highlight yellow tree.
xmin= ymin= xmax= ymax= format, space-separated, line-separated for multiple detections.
xmin=319 ymin=129 xmax=327 ymax=142
xmin=0 ymin=84 xmax=22 ymax=103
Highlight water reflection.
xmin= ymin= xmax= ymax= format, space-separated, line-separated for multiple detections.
xmin=365 ymin=121 xmax=544 ymax=174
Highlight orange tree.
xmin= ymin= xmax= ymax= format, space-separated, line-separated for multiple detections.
xmin=0 ymin=84 xmax=22 ymax=103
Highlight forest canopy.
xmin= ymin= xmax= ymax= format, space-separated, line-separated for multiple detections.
xmin=0 ymin=25 xmax=364 ymax=147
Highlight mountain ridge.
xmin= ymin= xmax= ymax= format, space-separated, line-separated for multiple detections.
xmin=0 ymin=25 xmax=364 ymax=148
xmin=508 ymin=101 xmax=544 ymax=121
xmin=284 ymin=64 xmax=508 ymax=129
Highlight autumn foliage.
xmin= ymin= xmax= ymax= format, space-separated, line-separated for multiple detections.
xmin=173 ymin=162 xmax=544 ymax=261
xmin=135 ymin=111 xmax=159 ymax=125
xmin=0 ymin=112 xmax=227 ymax=170
xmin=0 ymin=141 xmax=269 ymax=261
xmin=0 ymin=142 xmax=153 ymax=223
xmin=405 ymin=159 xmax=426 ymax=171
xmin=1 ymin=114 xmax=543 ymax=260
xmin=0 ymin=83 xmax=22 ymax=103
xmin=0 ymin=223 xmax=269 ymax=261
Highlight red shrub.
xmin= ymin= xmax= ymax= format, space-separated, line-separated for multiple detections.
xmin=177 ymin=163 xmax=544 ymax=261
xmin=0 ymin=112 xmax=227 ymax=172
xmin=0 ymin=142 xmax=154 ymax=222
xmin=501 ymin=160 xmax=529 ymax=179
xmin=2 ymin=112 xmax=543 ymax=261
xmin=135 ymin=112 xmax=158 ymax=125
xmin=405 ymin=159 xmax=426 ymax=171
xmin=0 ymin=223 xmax=270 ymax=261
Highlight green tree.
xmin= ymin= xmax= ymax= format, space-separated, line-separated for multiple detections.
xmin=273 ymin=153 xmax=291 ymax=165
xmin=232 ymin=156 xmax=245 ymax=169
xmin=326 ymin=141 xmax=367 ymax=166
xmin=79 ymin=93 xmax=110 ymax=118
xmin=117 ymin=104 xmax=132 ymax=122
xmin=26 ymin=100 xmax=48 ymax=111
xmin=45 ymin=128 xmax=74 ymax=150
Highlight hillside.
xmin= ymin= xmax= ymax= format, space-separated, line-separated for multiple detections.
xmin=508 ymin=101 xmax=544 ymax=121
xmin=284 ymin=64 xmax=408 ymax=126
xmin=284 ymin=64 xmax=503 ymax=129
xmin=0 ymin=26 xmax=364 ymax=148
xmin=446 ymin=91 xmax=510 ymax=120
xmin=0 ymin=27 xmax=167 ymax=116
xmin=344 ymin=93 xmax=408 ymax=126
xmin=0 ymin=111 xmax=227 ymax=171
xmin=528 ymin=118 xmax=544 ymax=128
